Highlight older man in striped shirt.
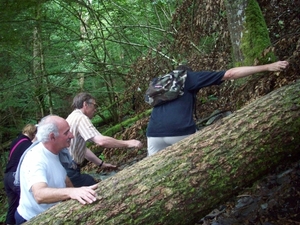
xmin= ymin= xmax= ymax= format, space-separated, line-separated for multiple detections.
xmin=65 ymin=92 xmax=143 ymax=187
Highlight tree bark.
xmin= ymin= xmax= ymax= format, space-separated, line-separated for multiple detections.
xmin=225 ymin=0 xmax=247 ymax=63
xmin=225 ymin=0 xmax=273 ymax=66
xmin=26 ymin=81 xmax=300 ymax=225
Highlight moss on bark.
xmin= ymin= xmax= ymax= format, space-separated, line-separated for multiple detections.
xmin=241 ymin=0 xmax=276 ymax=65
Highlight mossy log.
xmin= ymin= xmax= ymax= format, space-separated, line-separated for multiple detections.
xmin=26 ymin=81 xmax=300 ymax=225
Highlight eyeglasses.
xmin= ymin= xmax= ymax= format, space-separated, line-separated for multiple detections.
xmin=88 ymin=102 xmax=98 ymax=109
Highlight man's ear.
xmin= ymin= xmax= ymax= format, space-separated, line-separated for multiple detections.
xmin=83 ymin=101 xmax=88 ymax=108
xmin=49 ymin=132 xmax=55 ymax=140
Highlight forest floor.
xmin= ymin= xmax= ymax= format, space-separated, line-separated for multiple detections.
xmin=83 ymin=146 xmax=300 ymax=225
xmin=195 ymin=159 xmax=300 ymax=225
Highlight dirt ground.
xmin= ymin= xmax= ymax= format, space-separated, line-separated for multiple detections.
xmin=195 ymin=159 xmax=300 ymax=225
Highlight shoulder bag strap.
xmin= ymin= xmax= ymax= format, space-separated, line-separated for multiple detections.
xmin=8 ymin=138 xmax=28 ymax=160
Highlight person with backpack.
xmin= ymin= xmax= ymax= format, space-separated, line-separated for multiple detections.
xmin=146 ymin=60 xmax=289 ymax=156
xmin=64 ymin=92 xmax=143 ymax=187
xmin=4 ymin=124 xmax=37 ymax=225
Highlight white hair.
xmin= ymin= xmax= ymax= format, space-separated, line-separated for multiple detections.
xmin=35 ymin=115 xmax=59 ymax=142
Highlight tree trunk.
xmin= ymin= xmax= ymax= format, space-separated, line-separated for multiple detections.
xmin=225 ymin=0 xmax=273 ymax=66
xmin=225 ymin=0 xmax=247 ymax=64
xmin=26 ymin=81 xmax=300 ymax=225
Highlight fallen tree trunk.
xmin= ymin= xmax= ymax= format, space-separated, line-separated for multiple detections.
xmin=26 ymin=81 xmax=300 ymax=225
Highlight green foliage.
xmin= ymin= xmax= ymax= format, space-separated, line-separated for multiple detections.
xmin=0 ymin=152 xmax=8 ymax=223
xmin=0 ymin=202 xmax=7 ymax=224
xmin=199 ymin=95 xmax=218 ymax=104
xmin=0 ymin=0 xmax=179 ymax=144
xmin=98 ymin=153 xmax=105 ymax=161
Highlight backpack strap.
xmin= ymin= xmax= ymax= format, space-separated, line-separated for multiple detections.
xmin=8 ymin=138 xmax=28 ymax=160
xmin=14 ymin=141 xmax=39 ymax=186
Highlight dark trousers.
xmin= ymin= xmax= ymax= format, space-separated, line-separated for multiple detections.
xmin=4 ymin=172 xmax=20 ymax=225
xmin=66 ymin=166 xmax=96 ymax=187
xmin=14 ymin=210 xmax=26 ymax=225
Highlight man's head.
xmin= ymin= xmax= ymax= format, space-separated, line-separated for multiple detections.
xmin=36 ymin=115 xmax=74 ymax=154
xmin=72 ymin=92 xmax=98 ymax=119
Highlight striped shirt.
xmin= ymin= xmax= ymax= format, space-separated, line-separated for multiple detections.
xmin=66 ymin=109 xmax=101 ymax=164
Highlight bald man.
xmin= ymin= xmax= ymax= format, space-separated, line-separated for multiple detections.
xmin=15 ymin=115 xmax=98 ymax=224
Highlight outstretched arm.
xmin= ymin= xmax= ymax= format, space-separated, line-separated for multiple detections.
xmin=92 ymin=135 xmax=143 ymax=149
xmin=222 ymin=61 xmax=289 ymax=81
xmin=88 ymin=135 xmax=143 ymax=169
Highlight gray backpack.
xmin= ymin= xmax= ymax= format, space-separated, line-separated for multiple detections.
xmin=145 ymin=70 xmax=187 ymax=107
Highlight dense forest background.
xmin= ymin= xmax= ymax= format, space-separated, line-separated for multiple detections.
xmin=0 ymin=0 xmax=299 ymax=223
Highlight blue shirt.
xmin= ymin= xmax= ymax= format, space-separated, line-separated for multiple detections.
xmin=146 ymin=70 xmax=225 ymax=137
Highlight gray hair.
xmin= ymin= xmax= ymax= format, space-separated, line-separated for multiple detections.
xmin=72 ymin=92 xmax=94 ymax=109
xmin=35 ymin=115 xmax=59 ymax=142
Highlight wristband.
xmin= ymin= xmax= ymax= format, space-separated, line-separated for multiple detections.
xmin=99 ymin=161 xmax=104 ymax=167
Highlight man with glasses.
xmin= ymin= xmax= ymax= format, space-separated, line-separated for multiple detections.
xmin=64 ymin=92 xmax=143 ymax=187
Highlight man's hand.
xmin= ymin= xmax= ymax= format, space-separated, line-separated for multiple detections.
xmin=101 ymin=162 xmax=118 ymax=170
xmin=69 ymin=184 xmax=98 ymax=205
xmin=127 ymin=139 xmax=143 ymax=149
xmin=268 ymin=60 xmax=289 ymax=71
